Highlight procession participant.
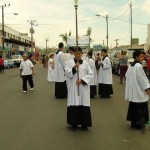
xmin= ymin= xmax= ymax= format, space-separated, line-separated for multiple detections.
xmin=20 ymin=54 xmax=34 ymax=93
xmin=87 ymin=51 xmax=98 ymax=98
xmin=53 ymin=42 xmax=67 ymax=98
xmin=47 ymin=53 xmax=54 ymax=82
xmin=64 ymin=47 xmax=75 ymax=63
xmin=65 ymin=47 xmax=93 ymax=130
xmin=98 ymin=49 xmax=113 ymax=98
xmin=119 ymin=51 xmax=128 ymax=84
xmin=125 ymin=50 xmax=150 ymax=129
xmin=0 ymin=55 xmax=4 ymax=74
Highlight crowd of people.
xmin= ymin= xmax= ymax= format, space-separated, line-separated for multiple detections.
xmin=45 ymin=42 xmax=150 ymax=131
xmin=17 ymin=42 xmax=150 ymax=131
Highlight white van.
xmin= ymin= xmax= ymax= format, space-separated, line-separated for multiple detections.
xmin=11 ymin=55 xmax=23 ymax=67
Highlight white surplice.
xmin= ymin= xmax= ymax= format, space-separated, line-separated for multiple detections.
xmin=87 ymin=58 xmax=97 ymax=86
xmin=53 ymin=51 xmax=66 ymax=82
xmin=47 ymin=58 xmax=54 ymax=82
xmin=125 ymin=63 xmax=150 ymax=103
xmin=65 ymin=59 xmax=93 ymax=106
xmin=98 ymin=56 xmax=112 ymax=84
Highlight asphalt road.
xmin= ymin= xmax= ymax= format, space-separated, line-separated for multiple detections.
xmin=0 ymin=64 xmax=150 ymax=150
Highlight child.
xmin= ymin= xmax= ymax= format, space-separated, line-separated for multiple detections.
xmin=65 ymin=47 xmax=93 ymax=130
xmin=125 ymin=50 xmax=150 ymax=129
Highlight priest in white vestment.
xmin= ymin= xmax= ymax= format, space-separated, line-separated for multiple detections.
xmin=53 ymin=42 xmax=67 ymax=98
xmin=125 ymin=50 xmax=150 ymax=129
xmin=65 ymin=47 xmax=93 ymax=130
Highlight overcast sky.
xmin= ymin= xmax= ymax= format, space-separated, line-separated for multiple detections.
xmin=0 ymin=0 xmax=150 ymax=48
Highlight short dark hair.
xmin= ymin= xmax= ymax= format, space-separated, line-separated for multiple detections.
xmin=75 ymin=47 xmax=82 ymax=53
xmin=69 ymin=47 xmax=75 ymax=52
xmin=101 ymin=49 xmax=107 ymax=53
xmin=87 ymin=51 xmax=93 ymax=58
xmin=58 ymin=42 xmax=64 ymax=49
xmin=133 ymin=50 xmax=144 ymax=59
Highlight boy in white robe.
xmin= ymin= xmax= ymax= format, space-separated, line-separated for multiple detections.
xmin=87 ymin=51 xmax=98 ymax=98
xmin=47 ymin=54 xmax=54 ymax=82
xmin=65 ymin=47 xmax=93 ymax=130
xmin=125 ymin=50 xmax=150 ymax=129
xmin=98 ymin=49 xmax=113 ymax=98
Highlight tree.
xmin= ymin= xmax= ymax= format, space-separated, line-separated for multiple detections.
xmin=59 ymin=30 xmax=72 ymax=44
xmin=85 ymin=27 xmax=93 ymax=46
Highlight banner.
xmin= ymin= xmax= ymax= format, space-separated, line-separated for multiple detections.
xmin=67 ymin=36 xmax=90 ymax=46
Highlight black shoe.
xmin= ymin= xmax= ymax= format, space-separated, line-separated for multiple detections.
xmin=71 ymin=125 xmax=77 ymax=130
xmin=81 ymin=125 xmax=88 ymax=131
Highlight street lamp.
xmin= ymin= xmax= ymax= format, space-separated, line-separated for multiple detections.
xmin=129 ymin=2 xmax=132 ymax=51
xmin=27 ymin=20 xmax=38 ymax=53
xmin=96 ymin=14 xmax=109 ymax=49
xmin=74 ymin=0 xmax=78 ymax=51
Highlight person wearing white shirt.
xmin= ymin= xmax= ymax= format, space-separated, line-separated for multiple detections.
xmin=125 ymin=50 xmax=150 ymax=129
xmin=20 ymin=54 xmax=34 ymax=93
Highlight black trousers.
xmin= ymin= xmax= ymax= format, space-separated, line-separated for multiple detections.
xmin=0 ymin=65 xmax=4 ymax=73
xmin=22 ymin=75 xmax=34 ymax=91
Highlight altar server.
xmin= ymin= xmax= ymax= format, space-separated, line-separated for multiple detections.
xmin=65 ymin=47 xmax=93 ymax=130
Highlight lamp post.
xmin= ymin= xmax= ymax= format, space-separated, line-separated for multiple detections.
xmin=129 ymin=2 xmax=132 ymax=51
xmin=96 ymin=14 xmax=109 ymax=49
xmin=74 ymin=0 xmax=78 ymax=51
xmin=74 ymin=0 xmax=79 ymax=95
xmin=27 ymin=20 xmax=37 ymax=53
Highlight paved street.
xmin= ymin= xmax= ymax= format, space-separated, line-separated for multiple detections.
xmin=0 ymin=64 xmax=150 ymax=150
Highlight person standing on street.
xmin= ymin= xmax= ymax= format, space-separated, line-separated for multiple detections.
xmin=53 ymin=42 xmax=67 ymax=98
xmin=20 ymin=54 xmax=34 ymax=93
xmin=65 ymin=47 xmax=93 ymax=130
xmin=125 ymin=50 xmax=150 ymax=129
xmin=98 ymin=49 xmax=113 ymax=98
xmin=0 ymin=55 xmax=4 ymax=74
xmin=119 ymin=51 xmax=128 ymax=84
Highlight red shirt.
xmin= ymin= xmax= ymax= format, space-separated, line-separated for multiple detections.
xmin=0 ymin=58 xmax=4 ymax=65
xmin=147 ymin=57 xmax=150 ymax=69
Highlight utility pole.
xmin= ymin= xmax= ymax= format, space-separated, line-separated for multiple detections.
xmin=96 ymin=14 xmax=109 ymax=49
xmin=129 ymin=2 xmax=132 ymax=51
xmin=106 ymin=14 xmax=108 ymax=49
xmin=1 ymin=4 xmax=10 ymax=57
xmin=46 ymin=38 xmax=49 ymax=55
xmin=27 ymin=20 xmax=37 ymax=53
xmin=114 ymin=39 xmax=119 ymax=50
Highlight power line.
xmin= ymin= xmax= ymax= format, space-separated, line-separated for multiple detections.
xmin=115 ymin=6 xmax=130 ymax=19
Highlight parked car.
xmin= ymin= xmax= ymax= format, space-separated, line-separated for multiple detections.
xmin=7 ymin=59 xmax=15 ymax=68
xmin=4 ymin=60 xmax=9 ymax=69
xmin=11 ymin=55 xmax=23 ymax=67
xmin=4 ymin=59 xmax=15 ymax=69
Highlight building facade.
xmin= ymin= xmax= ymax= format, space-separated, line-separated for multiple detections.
xmin=0 ymin=24 xmax=35 ymax=58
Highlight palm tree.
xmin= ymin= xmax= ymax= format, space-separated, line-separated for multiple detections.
xmin=59 ymin=30 xmax=72 ymax=45
xmin=85 ymin=27 xmax=93 ymax=47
